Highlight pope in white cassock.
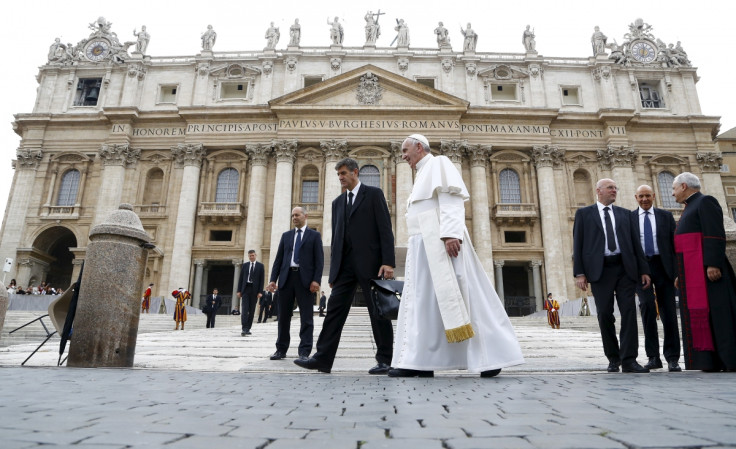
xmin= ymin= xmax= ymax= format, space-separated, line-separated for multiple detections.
xmin=389 ymin=134 xmax=525 ymax=378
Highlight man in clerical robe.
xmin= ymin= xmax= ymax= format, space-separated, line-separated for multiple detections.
xmin=389 ymin=134 xmax=524 ymax=378
xmin=672 ymin=172 xmax=736 ymax=371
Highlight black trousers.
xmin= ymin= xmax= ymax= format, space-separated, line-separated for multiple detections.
xmin=206 ymin=310 xmax=217 ymax=328
xmin=590 ymin=260 xmax=639 ymax=365
xmin=313 ymin=257 xmax=393 ymax=369
xmin=241 ymin=284 xmax=258 ymax=332
xmin=636 ymin=255 xmax=681 ymax=362
xmin=257 ymin=301 xmax=271 ymax=322
xmin=275 ymin=270 xmax=314 ymax=356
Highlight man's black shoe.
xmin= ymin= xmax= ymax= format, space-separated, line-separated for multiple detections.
xmin=480 ymin=369 xmax=501 ymax=378
xmin=368 ymin=362 xmax=390 ymax=375
xmin=644 ymin=357 xmax=663 ymax=370
xmin=245 ymin=330 xmax=252 ymax=335
xmin=297 ymin=355 xmax=309 ymax=362
xmin=387 ymin=368 xmax=434 ymax=378
xmin=241 ymin=332 xmax=246 ymax=337
xmin=668 ymin=361 xmax=682 ymax=372
xmin=622 ymin=362 xmax=650 ymax=373
xmin=607 ymin=361 xmax=620 ymax=373
xmin=293 ymin=357 xmax=331 ymax=373
xmin=269 ymin=351 xmax=286 ymax=360
xmin=257 ymin=320 xmax=261 ymax=323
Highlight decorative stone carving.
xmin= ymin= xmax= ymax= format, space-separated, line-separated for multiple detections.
xmin=272 ymin=140 xmax=298 ymax=163
xmin=265 ymin=22 xmax=280 ymax=50
xmin=201 ymin=25 xmax=217 ymax=51
xmin=394 ymin=19 xmax=410 ymax=47
xmin=327 ymin=16 xmax=344 ymax=45
xmin=592 ymin=66 xmax=611 ymax=81
xmin=331 ymin=57 xmax=342 ymax=71
xmin=522 ymin=25 xmax=536 ymax=52
xmin=591 ymin=26 xmax=607 ymax=55
xmin=55 ymin=16 xmax=136 ymax=65
xmin=434 ymin=22 xmax=451 ymax=49
xmin=127 ymin=63 xmax=146 ymax=80
xmin=320 ymin=139 xmax=348 ymax=160
xmin=99 ymin=144 xmax=140 ymax=167
xmin=133 ymin=26 xmax=150 ymax=54
xmin=528 ymin=64 xmax=543 ymax=78
xmin=390 ymin=140 xmax=406 ymax=164
xmin=494 ymin=260 xmax=505 ymax=268
xmin=532 ymin=145 xmax=566 ymax=168
xmin=465 ymin=63 xmax=477 ymax=78
xmin=171 ymin=143 xmax=206 ymax=168
xmin=196 ymin=62 xmax=210 ymax=76
xmin=262 ymin=60 xmax=273 ymax=75
xmin=14 ymin=148 xmax=43 ymax=170
xmin=696 ymin=152 xmax=723 ymax=173
xmin=461 ymin=23 xmax=478 ymax=52
xmin=467 ymin=144 xmax=492 ymax=167
xmin=245 ymin=143 xmax=271 ymax=166
xmin=441 ymin=58 xmax=454 ymax=73
xmin=596 ymin=145 xmax=638 ymax=170
xmin=624 ymin=18 xmax=655 ymax=41
xmin=356 ymin=71 xmax=383 ymax=105
xmin=285 ymin=56 xmax=298 ymax=73
xmin=289 ymin=19 xmax=301 ymax=47
xmin=440 ymin=139 xmax=467 ymax=164
xmin=48 ymin=38 xmax=67 ymax=63
xmin=397 ymin=58 xmax=409 ymax=73
xmin=364 ymin=11 xmax=382 ymax=45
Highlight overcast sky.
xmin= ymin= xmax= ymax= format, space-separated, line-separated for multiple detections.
xmin=1 ymin=0 xmax=734 ymax=217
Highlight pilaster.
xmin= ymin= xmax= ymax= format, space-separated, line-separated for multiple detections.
xmin=320 ymin=139 xmax=348 ymax=246
xmin=467 ymin=144 xmax=494 ymax=281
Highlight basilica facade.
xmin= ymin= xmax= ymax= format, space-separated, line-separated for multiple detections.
xmin=1 ymin=16 xmax=726 ymax=313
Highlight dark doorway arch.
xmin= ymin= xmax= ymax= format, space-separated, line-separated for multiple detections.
xmin=32 ymin=226 xmax=77 ymax=289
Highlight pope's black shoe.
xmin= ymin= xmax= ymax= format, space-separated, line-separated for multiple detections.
xmin=480 ymin=369 xmax=501 ymax=378
xmin=622 ymin=362 xmax=650 ymax=373
xmin=644 ymin=357 xmax=663 ymax=370
xmin=293 ymin=356 xmax=331 ymax=373
xmin=368 ymin=362 xmax=390 ymax=375
xmin=387 ymin=368 xmax=434 ymax=378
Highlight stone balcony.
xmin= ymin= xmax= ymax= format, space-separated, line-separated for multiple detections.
xmin=492 ymin=203 xmax=538 ymax=225
xmin=198 ymin=202 xmax=246 ymax=224
xmin=134 ymin=204 xmax=168 ymax=218
xmin=297 ymin=203 xmax=323 ymax=215
xmin=40 ymin=205 xmax=81 ymax=220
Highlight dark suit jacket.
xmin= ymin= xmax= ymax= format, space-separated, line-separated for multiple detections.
xmin=205 ymin=294 xmax=222 ymax=312
xmin=573 ymin=203 xmax=649 ymax=283
xmin=237 ymin=260 xmax=265 ymax=294
xmin=259 ymin=291 xmax=273 ymax=306
xmin=329 ymin=184 xmax=395 ymax=284
xmin=630 ymin=207 xmax=677 ymax=280
xmin=270 ymin=227 xmax=324 ymax=290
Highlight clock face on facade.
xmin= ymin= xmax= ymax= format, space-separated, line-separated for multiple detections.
xmin=85 ymin=39 xmax=110 ymax=62
xmin=631 ymin=40 xmax=657 ymax=63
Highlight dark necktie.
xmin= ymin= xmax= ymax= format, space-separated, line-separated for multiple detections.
xmin=345 ymin=191 xmax=354 ymax=223
xmin=248 ymin=262 xmax=254 ymax=282
xmin=644 ymin=211 xmax=655 ymax=257
xmin=603 ymin=207 xmax=617 ymax=253
xmin=294 ymin=229 xmax=302 ymax=264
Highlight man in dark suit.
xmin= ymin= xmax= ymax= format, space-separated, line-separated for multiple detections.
xmin=204 ymin=288 xmax=222 ymax=328
xmin=295 ymin=157 xmax=395 ymax=374
xmin=632 ymin=185 xmax=682 ymax=372
xmin=237 ymin=249 xmax=264 ymax=336
xmin=573 ymin=178 xmax=651 ymax=373
xmin=258 ymin=290 xmax=273 ymax=323
xmin=267 ymin=207 xmax=324 ymax=361
xmin=318 ymin=291 xmax=327 ymax=317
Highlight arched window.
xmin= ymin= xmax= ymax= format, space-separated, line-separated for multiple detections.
xmin=658 ymin=171 xmax=679 ymax=209
xmin=142 ymin=168 xmax=164 ymax=205
xmin=499 ymin=169 xmax=521 ymax=204
xmin=215 ymin=168 xmax=239 ymax=203
xmin=56 ymin=169 xmax=80 ymax=206
xmin=573 ymin=169 xmax=593 ymax=206
xmin=359 ymin=165 xmax=380 ymax=188
xmin=300 ymin=165 xmax=319 ymax=203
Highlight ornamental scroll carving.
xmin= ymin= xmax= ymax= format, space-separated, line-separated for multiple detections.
xmin=532 ymin=145 xmax=566 ymax=168
xmin=467 ymin=144 xmax=492 ymax=167
xmin=272 ymin=139 xmax=298 ymax=163
xmin=390 ymin=140 xmax=406 ymax=165
xmin=440 ymin=139 xmax=468 ymax=164
xmin=171 ymin=143 xmax=206 ymax=168
xmin=696 ymin=152 xmax=723 ymax=173
xmin=99 ymin=143 xmax=140 ymax=167
xmin=320 ymin=139 xmax=348 ymax=161
xmin=356 ymin=71 xmax=383 ymax=105
xmin=14 ymin=148 xmax=44 ymax=170
xmin=245 ymin=143 xmax=271 ymax=166
xmin=596 ymin=145 xmax=637 ymax=170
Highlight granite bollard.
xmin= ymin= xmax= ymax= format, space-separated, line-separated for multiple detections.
xmin=67 ymin=204 xmax=152 ymax=368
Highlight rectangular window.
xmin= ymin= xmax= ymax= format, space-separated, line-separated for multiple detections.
xmin=491 ymin=84 xmax=517 ymax=101
xmin=301 ymin=180 xmax=319 ymax=203
xmin=721 ymin=164 xmax=730 ymax=173
xmin=73 ymin=78 xmax=102 ymax=106
xmin=726 ymin=186 xmax=736 ymax=196
xmin=159 ymin=85 xmax=178 ymax=103
xmin=221 ymin=82 xmax=249 ymax=99
xmin=209 ymin=230 xmax=233 ymax=242
xmin=504 ymin=231 xmax=526 ymax=243
xmin=416 ymin=78 xmax=435 ymax=89
xmin=561 ymin=86 xmax=580 ymax=105
xmin=638 ymin=80 xmax=664 ymax=108
xmin=732 ymin=209 xmax=736 ymax=222
xmin=304 ymin=76 xmax=323 ymax=88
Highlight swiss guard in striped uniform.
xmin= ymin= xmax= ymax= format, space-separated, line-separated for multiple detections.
xmin=173 ymin=288 xmax=189 ymax=330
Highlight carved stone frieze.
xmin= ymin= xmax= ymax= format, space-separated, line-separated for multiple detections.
xmin=441 ymin=58 xmax=454 ymax=73
xmin=99 ymin=143 xmax=140 ymax=167
xmin=596 ymin=145 xmax=638 ymax=170
xmin=356 ymin=71 xmax=383 ymax=105
xmin=285 ymin=56 xmax=298 ymax=73
xmin=320 ymin=139 xmax=348 ymax=161
xmin=127 ymin=63 xmax=146 ymax=80
xmin=196 ymin=62 xmax=210 ymax=76
xmin=465 ymin=62 xmax=477 ymax=78
xmin=592 ymin=66 xmax=611 ymax=81
xmin=696 ymin=152 xmax=723 ymax=173
xmin=272 ymin=140 xmax=298 ymax=163
xmin=262 ymin=60 xmax=273 ymax=75
xmin=439 ymin=139 xmax=467 ymax=164
xmin=330 ymin=57 xmax=341 ymax=71
xmin=528 ymin=64 xmax=543 ymax=79
xmin=14 ymin=148 xmax=44 ymax=170
xmin=397 ymin=58 xmax=409 ymax=73
xmin=532 ymin=145 xmax=566 ymax=169
xmin=245 ymin=143 xmax=271 ymax=166
xmin=171 ymin=143 xmax=206 ymax=168
xmin=467 ymin=144 xmax=492 ymax=167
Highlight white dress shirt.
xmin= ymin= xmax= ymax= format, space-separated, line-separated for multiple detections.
xmin=637 ymin=206 xmax=660 ymax=255
xmin=596 ymin=202 xmax=621 ymax=256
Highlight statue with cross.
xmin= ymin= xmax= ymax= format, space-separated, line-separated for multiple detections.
xmin=364 ymin=10 xmax=384 ymax=45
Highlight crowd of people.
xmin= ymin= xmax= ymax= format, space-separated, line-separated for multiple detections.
xmin=7 ymin=279 xmax=63 ymax=296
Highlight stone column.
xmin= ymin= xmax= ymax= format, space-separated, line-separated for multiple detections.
xmin=697 ymin=152 xmax=730 ymax=216
xmin=440 ymin=139 xmax=466 ymax=173
xmin=231 ymin=259 xmax=242 ymax=312
xmin=192 ymin=259 xmax=205 ymax=307
xmin=532 ymin=145 xmax=568 ymax=301
xmin=494 ymin=260 xmax=505 ymax=302
xmin=268 ymin=140 xmax=297 ymax=269
xmin=391 ymin=140 xmax=412 ymax=248
xmin=467 ymin=144 xmax=495 ymax=281
xmin=68 ymin=204 xmax=152 ymax=368
xmin=596 ymin=145 xmax=638 ymax=210
xmin=530 ymin=260 xmax=543 ymax=313
xmin=93 ymin=144 xmax=141 ymax=226
xmin=320 ymin=139 xmax=348 ymax=246
xmin=168 ymin=143 xmax=206 ymax=292
xmin=0 ymin=148 xmax=42 ymax=281
xmin=243 ymin=144 xmax=270 ymax=257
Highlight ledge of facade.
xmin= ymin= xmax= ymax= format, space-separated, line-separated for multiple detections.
xmin=492 ymin=203 xmax=538 ymax=226
xmin=102 ymin=107 xmax=140 ymax=121
xmin=463 ymin=107 xmax=558 ymax=121
xmin=198 ymin=202 xmax=246 ymax=224
xmin=178 ymin=106 xmax=274 ymax=120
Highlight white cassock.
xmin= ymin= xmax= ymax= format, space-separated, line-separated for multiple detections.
xmin=391 ymin=154 xmax=525 ymax=372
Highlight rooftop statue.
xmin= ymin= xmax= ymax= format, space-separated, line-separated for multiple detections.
xmin=522 ymin=25 xmax=536 ymax=52
xmin=327 ymin=16 xmax=344 ymax=45
xmin=461 ymin=23 xmax=478 ymax=52
xmin=591 ymin=26 xmax=607 ymax=55
xmin=201 ymin=25 xmax=216 ymax=51
xmin=265 ymin=22 xmax=280 ymax=50
xmin=133 ymin=26 xmax=150 ymax=54
xmin=289 ymin=19 xmax=301 ymax=46
xmin=364 ymin=10 xmax=383 ymax=45
xmin=394 ymin=19 xmax=410 ymax=47
xmin=434 ymin=22 xmax=450 ymax=49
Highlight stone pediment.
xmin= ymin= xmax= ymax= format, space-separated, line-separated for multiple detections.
xmin=269 ymin=65 xmax=468 ymax=111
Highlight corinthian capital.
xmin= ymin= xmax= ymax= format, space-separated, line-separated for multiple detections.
xmin=14 ymin=148 xmax=43 ymax=170
xmin=320 ymin=139 xmax=348 ymax=161
xmin=440 ymin=139 xmax=468 ymax=164
xmin=696 ymin=152 xmax=723 ymax=173
xmin=596 ymin=145 xmax=637 ymax=170
xmin=467 ymin=144 xmax=492 ymax=167
xmin=99 ymin=143 xmax=141 ymax=167
xmin=245 ymin=143 xmax=271 ymax=166
xmin=171 ymin=143 xmax=206 ymax=168
xmin=272 ymin=139 xmax=298 ymax=163
xmin=532 ymin=145 xmax=565 ymax=168
xmin=390 ymin=140 xmax=407 ymax=165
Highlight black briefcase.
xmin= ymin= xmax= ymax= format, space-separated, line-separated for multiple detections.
xmin=369 ymin=279 xmax=404 ymax=320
